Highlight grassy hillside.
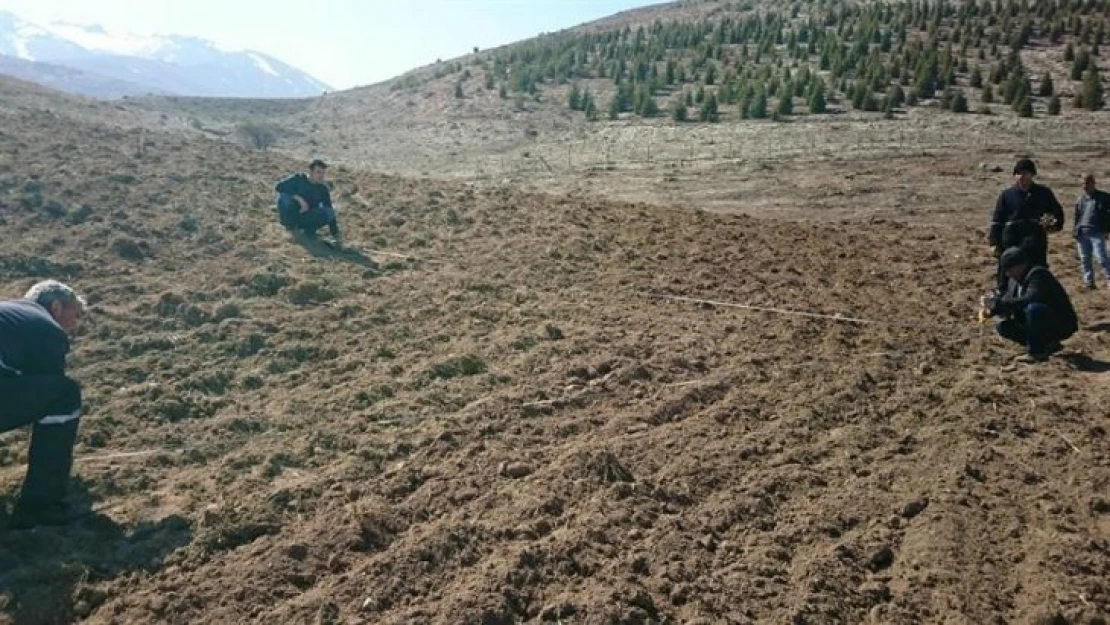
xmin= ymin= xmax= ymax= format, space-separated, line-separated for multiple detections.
xmin=406 ymin=0 xmax=1109 ymax=123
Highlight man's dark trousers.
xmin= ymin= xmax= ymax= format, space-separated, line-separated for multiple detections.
xmin=277 ymin=194 xmax=338 ymax=237
xmin=0 ymin=374 xmax=82 ymax=527
xmin=996 ymin=302 xmax=1069 ymax=356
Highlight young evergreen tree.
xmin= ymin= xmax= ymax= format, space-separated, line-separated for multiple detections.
xmin=1082 ymin=66 xmax=1105 ymax=110
xmin=1038 ymin=71 xmax=1055 ymax=97
xmin=808 ymin=86 xmax=827 ymax=114
xmin=584 ymin=93 xmax=599 ymax=121
xmin=777 ymin=92 xmax=793 ymax=116
xmin=1048 ymin=94 xmax=1062 ymax=115
xmin=671 ymin=95 xmax=688 ymax=122
xmin=567 ymin=83 xmax=583 ymax=111
xmin=700 ymin=92 xmax=720 ymax=122
xmin=951 ymin=89 xmax=969 ymax=112
xmin=1017 ymin=96 xmax=1034 ymax=117
xmin=748 ymin=91 xmax=768 ymax=119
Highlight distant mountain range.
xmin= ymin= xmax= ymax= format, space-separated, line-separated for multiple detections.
xmin=0 ymin=11 xmax=331 ymax=99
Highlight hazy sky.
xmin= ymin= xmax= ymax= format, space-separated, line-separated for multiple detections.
xmin=0 ymin=0 xmax=668 ymax=89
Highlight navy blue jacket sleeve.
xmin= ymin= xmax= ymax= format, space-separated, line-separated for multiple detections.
xmin=988 ymin=191 xmax=1007 ymax=246
xmin=25 ymin=327 xmax=69 ymax=376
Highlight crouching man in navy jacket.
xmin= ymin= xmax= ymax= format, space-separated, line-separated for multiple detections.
xmin=0 ymin=280 xmax=86 ymax=529
xmin=275 ymin=159 xmax=343 ymax=249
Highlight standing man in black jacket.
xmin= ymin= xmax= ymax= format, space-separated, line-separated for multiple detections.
xmin=986 ymin=247 xmax=1078 ymax=362
xmin=275 ymin=159 xmax=343 ymax=248
xmin=988 ymin=158 xmax=1065 ymax=291
xmin=0 ymin=280 xmax=86 ymax=529
xmin=1073 ymin=174 xmax=1110 ymax=290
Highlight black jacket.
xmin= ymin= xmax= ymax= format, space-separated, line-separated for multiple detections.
xmin=989 ymin=183 xmax=1065 ymax=248
xmin=0 ymin=300 xmax=69 ymax=377
xmin=275 ymin=173 xmax=332 ymax=210
xmin=992 ymin=266 xmax=1078 ymax=336
xmin=1073 ymin=189 xmax=1110 ymax=236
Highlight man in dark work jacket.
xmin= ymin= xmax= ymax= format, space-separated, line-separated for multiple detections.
xmin=988 ymin=158 xmax=1065 ymax=291
xmin=987 ymin=247 xmax=1078 ymax=363
xmin=0 ymin=280 xmax=86 ymax=529
xmin=275 ymin=159 xmax=343 ymax=248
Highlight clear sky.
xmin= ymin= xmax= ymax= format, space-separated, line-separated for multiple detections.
xmin=0 ymin=0 xmax=669 ymax=89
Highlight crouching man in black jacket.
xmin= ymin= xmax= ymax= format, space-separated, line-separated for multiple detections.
xmin=0 ymin=280 xmax=85 ymax=529
xmin=987 ymin=247 xmax=1078 ymax=363
xmin=275 ymin=159 xmax=343 ymax=248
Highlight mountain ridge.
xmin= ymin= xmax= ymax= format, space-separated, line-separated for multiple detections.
xmin=0 ymin=10 xmax=331 ymax=99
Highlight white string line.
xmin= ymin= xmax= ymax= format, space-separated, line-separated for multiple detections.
xmin=646 ymin=292 xmax=983 ymax=332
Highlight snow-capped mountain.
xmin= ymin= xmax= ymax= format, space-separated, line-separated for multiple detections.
xmin=0 ymin=11 xmax=331 ymax=98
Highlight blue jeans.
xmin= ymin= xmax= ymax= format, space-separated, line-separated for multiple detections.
xmin=277 ymin=193 xmax=339 ymax=237
xmin=1076 ymin=229 xmax=1110 ymax=286
xmin=996 ymin=302 xmax=1068 ymax=355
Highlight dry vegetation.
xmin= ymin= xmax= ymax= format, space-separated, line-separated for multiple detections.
xmin=0 ymin=0 xmax=1109 ymax=623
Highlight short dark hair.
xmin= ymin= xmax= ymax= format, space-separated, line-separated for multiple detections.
xmin=1013 ymin=158 xmax=1037 ymax=176
xmin=309 ymin=159 xmax=328 ymax=171
xmin=1000 ymin=247 xmax=1029 ymax=270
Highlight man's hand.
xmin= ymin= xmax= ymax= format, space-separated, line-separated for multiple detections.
xmin=990 ymin=245 xmax=1001 ymax=258
xmin=294 ymin=195 xmax=309 ymax=214
xmin=1041 ymin=214 xmax=1062 ymax=232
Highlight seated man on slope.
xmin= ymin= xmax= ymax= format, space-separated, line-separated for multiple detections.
xmin=275 ymin=159 xmax=343 ymax=248
xmin=987 ymin=247 xmax=1078 ymax=363
xmin=0 ymin=280 xmax=86 ymax=529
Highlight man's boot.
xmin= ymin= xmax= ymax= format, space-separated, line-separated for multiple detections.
xmin=8 ymin=419 xmax=79 ymax=530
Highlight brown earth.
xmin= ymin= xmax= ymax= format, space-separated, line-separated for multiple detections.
xmin=0 ymin=66 xmax=1108 ymax=625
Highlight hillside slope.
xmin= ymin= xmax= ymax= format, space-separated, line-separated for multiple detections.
xmin=0 ymin=77 xmax=1107 ymax=624
xmin=128 ymin=0 xmax=1110 ymax=210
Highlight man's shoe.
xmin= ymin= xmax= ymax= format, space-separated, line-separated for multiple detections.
xmin=7 ymin=500 xmax=71 ymax=530
xmin=1045 ymin=341 xmax=1064 ymax=355
xmin=1015 ymin=352 xmax=1050 ymax=363
xmin=1081 ymin=282 xmax=1097 ymax=291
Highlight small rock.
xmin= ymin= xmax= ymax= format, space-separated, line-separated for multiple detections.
xmin=316 ymin=601 xmax=340 ymax=625
xmin=630 ymin=555 xmax=651 ymax=575
xmin=286 ymin=544 xmax=309 ymax=561
xmin=901 ymin=498 xmax=929 ymax=519
xmin=73 ymin=601 xmax=92 ymax=619
xmin=539 ymin=602 xmax=577 ymax=621
xmin=867 ymin=546 xmax=895 ymax=572
xmin=500 ymin=462 xmax=534 ymax=479
xmin=697 ymin=534 xmax=718 ymax=551
xmin=669 ymin=584 xmax=690 ymax=606
xmin=1092 ymin=498 xmax=1110 ymax=514
xmin=859 ymin=581 xmax=892 ymax=604
xmin=627 ymin=589 xmax=656 ymax=613
xmin=964 ymin=464 xmax=986 ymax=482
xmin=1027 ymin=609 xmax=1069 ymax=625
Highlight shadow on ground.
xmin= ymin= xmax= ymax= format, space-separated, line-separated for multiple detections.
xmin=0 ymin=478 xmax=192 ymax=625
xmin=293 ymin=234 xmax=380 ymax=270
xmin=1060 ymin=352 xmax=1110 ymax=373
